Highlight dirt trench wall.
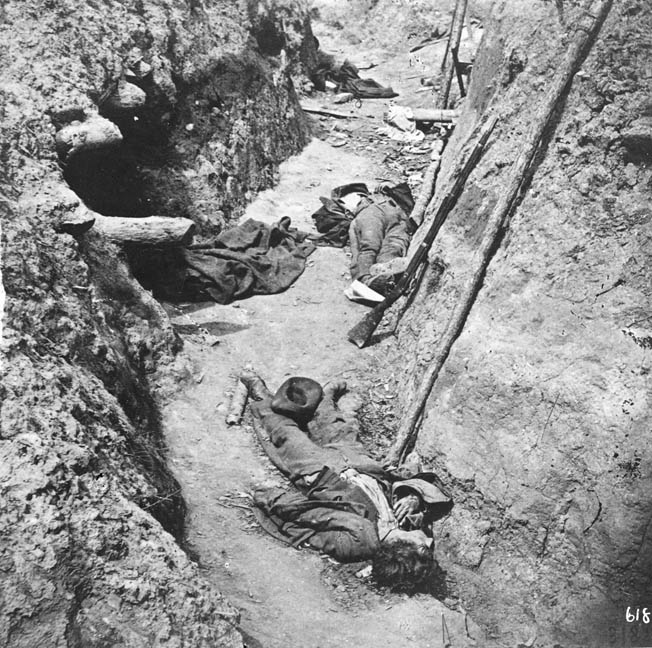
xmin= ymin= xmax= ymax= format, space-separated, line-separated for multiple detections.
xmin=310 ymin=0 xmax=460 ymax=49
xmin=393 ymin=1 xmax=652 ymax=646
xmin=0 ymin=1 xmax=313 ymax=646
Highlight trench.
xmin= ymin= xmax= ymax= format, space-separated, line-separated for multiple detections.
xmin=153 ymin=18 xmax=486 ymax=648
xmin=55 ymin=6 xmax=484 ymax=647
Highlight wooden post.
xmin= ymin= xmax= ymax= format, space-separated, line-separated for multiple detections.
xmin=438 ymin=0 xmax=468 ymax=109
xmin=387 ymin=0 xmax=614 ymax=465
xmin=93 ymin=214 xmax=196 ymax=246
xmin=451 ymin=47 xmax=467 ymax=98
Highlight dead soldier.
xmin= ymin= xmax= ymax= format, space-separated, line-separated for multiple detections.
xmin=241 ymin=371 xmax=451 ymax=591
xmin=310 ymin=182 xmax=415 ymax=296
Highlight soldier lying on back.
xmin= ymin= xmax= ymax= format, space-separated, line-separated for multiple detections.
xmin=241 ymin=371 xmax=452 ymax=591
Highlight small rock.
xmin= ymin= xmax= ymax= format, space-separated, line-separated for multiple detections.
xmin=622 ymin=116 xmax=652 ymax=158
xmin=55 ymin=115 xmax=122 ymax=159
xmin=355 ymin=565 xmax=372 ymax=578
xmin=104 ymin=81 xmax=146 ymax=112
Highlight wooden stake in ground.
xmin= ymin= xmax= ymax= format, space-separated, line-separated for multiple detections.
xmin=438 ymin=0 xmax=468 ymax=109
xmin=387 ymin=0 xmax=614 ymax=465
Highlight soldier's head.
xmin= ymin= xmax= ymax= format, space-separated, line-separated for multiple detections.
xmin=372 ymin=536 xmax=436 ymax=593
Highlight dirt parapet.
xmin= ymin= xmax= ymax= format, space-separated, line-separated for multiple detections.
xmin=0 ymin=0 xmax=314 ymax=645
xmin=392 ymin=1 xmax=652 ymax=645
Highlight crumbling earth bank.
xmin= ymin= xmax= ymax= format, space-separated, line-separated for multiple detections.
xmin=0 ymin=0 xmax=314 ymax=646
xmin=391 ymin=1 xmax=652 ymax=646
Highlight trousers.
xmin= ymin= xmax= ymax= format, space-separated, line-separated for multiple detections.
xmin=349 ymin=196 xmax=411 ymax=282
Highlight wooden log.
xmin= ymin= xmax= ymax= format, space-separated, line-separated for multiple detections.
xmin=387 ymin=0 xmax=615 ymax=466
xmin=55 ymin=115 xmax=123 ymax=159
xmin=409 ymin=109 xmax=461 ymax=123
xmin=93 ymin=214 xmax=196 ymax=246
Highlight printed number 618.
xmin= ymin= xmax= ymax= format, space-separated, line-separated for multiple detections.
xmin=626 ymin=607 xmax=650 ymax=623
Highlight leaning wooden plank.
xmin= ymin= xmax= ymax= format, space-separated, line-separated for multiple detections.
xmin=409 ymin=109 xmax=461 ymax=123
xmin=93 ymin=214 xmax=196 ymax=246
xmin=387 ymin=0 xmax=615 ymax=466
xmin=300 ymin=101 xmax=360 ymax=119
xmin=409 ymin=157 xmax=442 ymax=230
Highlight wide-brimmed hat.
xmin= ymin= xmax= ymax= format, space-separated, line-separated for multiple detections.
xmin=271 ymin=377 xmax=323 ymax=420
xmin=379 ymin=182 xmax=414 ymax=215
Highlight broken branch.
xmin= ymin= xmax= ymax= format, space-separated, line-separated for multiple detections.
xmin=226 ymin=379 xmax=249 ymax=426
xmin=300 ymin=101 xmax=360 ymax=119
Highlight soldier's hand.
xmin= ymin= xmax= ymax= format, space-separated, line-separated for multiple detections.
xmin=393 ymin=494 xmax=421 ymax=524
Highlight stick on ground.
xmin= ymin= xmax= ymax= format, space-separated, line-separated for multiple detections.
xmin=226 ymin=379 xmax=249 ymax=425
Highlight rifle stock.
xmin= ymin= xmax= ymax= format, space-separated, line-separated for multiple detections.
xmin=346 ymin=114 xmax=498 ymax=348
xmin=347 ymin=304 xmax=387 ymax=348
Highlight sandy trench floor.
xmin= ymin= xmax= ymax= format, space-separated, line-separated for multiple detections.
xmin=160 ymin=23 xmax=484 ymax=648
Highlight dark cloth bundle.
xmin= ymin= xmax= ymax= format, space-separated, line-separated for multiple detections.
xmin=181 ymin=217 xmax=315 ymax=304
xmin=310 ymin=182 xmax=369 ymax=247
xmin=311 ymin=54 xmax=398 ymax=99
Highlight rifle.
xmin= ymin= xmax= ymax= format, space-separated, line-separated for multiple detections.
xmin=347 ymin=114 xmax=498 ymax=348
